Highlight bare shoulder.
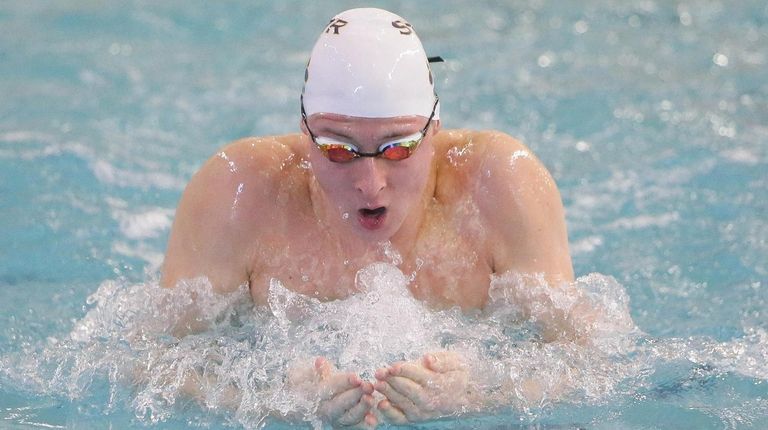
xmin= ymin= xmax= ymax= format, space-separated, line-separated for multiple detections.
xmin=433 ymin=129 xmax=548 ymax=199
xmin=162 ymin=134 xmax=309 ymax=291
xmin=474 ymin=130 xmax=556 ymax=199
xmin=178 ymin=134 xmax=307 ymax=228
xmin=435 ymin=129 xmax=572 ymax=280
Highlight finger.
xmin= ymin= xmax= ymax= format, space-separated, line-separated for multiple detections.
xmin=423 ymin=352 xmax=464 ymax=373
xmin=377 ymin=398 xmax=409 ymax=425
xmin=386 ymin=376 xmax=427 ymax=406
xmin=320 ymin=373 xmax=362 ymax=400
xmin=360 ymin=380 xmax=375 ymax=395
xmin=341 ymin=411 xmax=378 ymax=430
xmin=375 ymin=381 xmax=418 ymax=418
xmin=337 ymin=394 xmax=375 ymax=426
xmin=364 ymin=411 xmax=377 ymax=428
xmin=318 ymin=386 xmax=363 ymax=420
xmin=391 ymin=361 xmax=433 ymax=386
xmin=375 ymin=360 xmax=404 ymax=380
xmin=374 ymin=366 xmax=390 ymax=380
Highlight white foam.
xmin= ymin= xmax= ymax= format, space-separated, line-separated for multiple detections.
xmin=2 ymin=270 xmax=766 ymax=428
xmin=0 ymin=130 xmax=56 ymax=144
xmin=114 ymin=208 xmax=174 ymax=240
xmin=111 ymin=241 xmax=165 ymax=271
xmin=91 ymin=159 xmax=185 ymax=190
xmin=720 ymin=148 xmax=761 ymax=165
xmin=570 ymin=235 xmax=604 ymax=254
xmin=607 ymin=211 xmax=680 ymax=230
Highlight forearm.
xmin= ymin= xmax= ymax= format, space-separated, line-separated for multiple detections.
xmin=502 ymin=273 xmax=635 ymax=344
xmin=135 ymin=358 xmax=327 ymax=428
xmin=461 ymin=348 xmax=578 ymax=413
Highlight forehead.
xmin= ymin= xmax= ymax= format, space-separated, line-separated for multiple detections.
xmin=308 ymin=113 xmax=425 ymax=138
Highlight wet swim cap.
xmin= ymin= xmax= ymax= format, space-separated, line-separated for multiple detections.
xmin=302 ymin=8 xmax=439 ymax=119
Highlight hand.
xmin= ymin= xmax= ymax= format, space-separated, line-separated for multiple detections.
xmin=288 ymin=357 xmax=378 ymax=429
xmin=374 ymin=351 xmax=477 ymax=424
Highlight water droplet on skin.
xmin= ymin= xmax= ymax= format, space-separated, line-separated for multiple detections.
xmin=301 ymin=274 xmax=309 ymax=282
xmin=446 ymin=139 xmax=475 ymax=167
xmin=379 ymin=242 xmax=403 ymax=265
xmin=342 ymin=212 xmax=350 ymax=220
xmin=415 ymin=258 xmax=424 ymax=271
xmin=277 ymin=191 xmax=289 ymax=206
xmin=217 ymin=151 xmax=238 ymax=173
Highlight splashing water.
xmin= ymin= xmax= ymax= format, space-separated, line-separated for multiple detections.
xmin=1 ymin=263 xmax=767 ymax=428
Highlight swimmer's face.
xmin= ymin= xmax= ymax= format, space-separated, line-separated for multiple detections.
xmin=302 ymin=113 xmax=440 ymax=241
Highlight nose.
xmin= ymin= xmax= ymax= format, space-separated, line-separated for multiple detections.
xmin=353 ymin=157 xmax=387 ymax=198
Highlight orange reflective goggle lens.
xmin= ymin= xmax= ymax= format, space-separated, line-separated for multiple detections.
xmin=315 ymin=133 xmax=423 ymax=163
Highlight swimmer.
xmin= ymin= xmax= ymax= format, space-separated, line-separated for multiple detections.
xmin=161 ymin=7 xmax=602 ymax=428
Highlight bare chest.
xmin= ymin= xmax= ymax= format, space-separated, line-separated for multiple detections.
xmin=249 ymin=206 xmax=492 ymax=310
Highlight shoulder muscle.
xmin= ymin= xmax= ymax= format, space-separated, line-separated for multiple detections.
xmin=161 ymin=135 xmax=303 ymax=291
xmin=473 ymin=131 xmax=573 ymax=281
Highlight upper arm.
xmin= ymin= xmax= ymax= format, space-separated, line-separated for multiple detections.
xmin=161 ymin=138 xmax=290 ymax=292
xmin=474 ymin=131 xmax=574 ymax=282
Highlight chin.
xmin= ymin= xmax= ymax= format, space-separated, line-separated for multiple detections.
xmin=351 ymin=217 xmax=402 ymax=243
xmin=353 ymin=225 xmax=397 ymax=242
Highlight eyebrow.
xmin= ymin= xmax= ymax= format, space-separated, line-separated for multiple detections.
xmin=321 ymin=127 xmax=416 ymax=142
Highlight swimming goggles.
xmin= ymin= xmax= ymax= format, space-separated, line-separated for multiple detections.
xmin=301 ymin=95 xmax=439 ymax=163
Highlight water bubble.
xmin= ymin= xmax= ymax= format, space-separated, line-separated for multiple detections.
xmin=537 ymin=54 xmax=553 ymax=68
xmin=677 ymin=5 xmax=693 ymax=26
xmin=575 ymin=141 xmax=591 ymax=152
xmin=573 ymin=20 xmax=589 ymax=34
xmin=713 ymin=53 xmax=729 ymax=67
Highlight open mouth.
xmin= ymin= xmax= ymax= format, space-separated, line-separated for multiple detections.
xmin=358 ymin=206 xmax=387 ymax=230
xmin=359 ymin=207 xmax=387 ymax=217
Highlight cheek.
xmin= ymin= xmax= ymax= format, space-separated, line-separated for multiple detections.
xmin=309 ymin=151 xmax=353 ymax=201
xmin=309 ymin=147 xmax=335 ymax=184
xmin=398 ymin=146 xmax=433 ymax=192
xmin=387 ymin=166 xmax=430 ymax=206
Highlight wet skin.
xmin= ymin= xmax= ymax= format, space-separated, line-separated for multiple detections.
xmin=162 ymin=116 xmax=575 ymax=425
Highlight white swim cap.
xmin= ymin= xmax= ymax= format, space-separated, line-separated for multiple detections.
xmin=302 ymin=8 xmax=439 ymax=120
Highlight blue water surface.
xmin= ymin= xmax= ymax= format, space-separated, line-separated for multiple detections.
xmin=1 ymin=1 xmax=767 ymax=428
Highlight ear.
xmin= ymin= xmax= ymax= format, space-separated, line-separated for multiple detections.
xmin=430 ymin=119 xmax=442 ymax=135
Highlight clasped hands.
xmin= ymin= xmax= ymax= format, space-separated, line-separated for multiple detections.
xmin=288 ymin=351 xmax=473 ymax=429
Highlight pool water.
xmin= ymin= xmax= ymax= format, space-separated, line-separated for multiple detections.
xmin=1 ymin=0 xmax=767 ymax=428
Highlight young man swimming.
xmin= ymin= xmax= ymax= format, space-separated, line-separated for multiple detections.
xmin=161 ymin=7 xmax=595 ymax=428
